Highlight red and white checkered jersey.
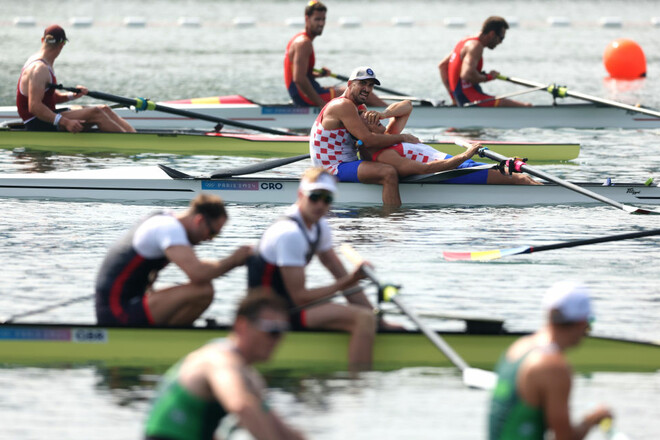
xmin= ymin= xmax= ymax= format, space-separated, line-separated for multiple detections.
xmin=309 ymin=98 xmax=359 ymax=175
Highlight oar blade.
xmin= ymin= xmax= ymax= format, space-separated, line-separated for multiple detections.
xmin=443 ymin=246 xmax=531 ymax=261
xmin=463 ymin=367 xmax=497 ymax=390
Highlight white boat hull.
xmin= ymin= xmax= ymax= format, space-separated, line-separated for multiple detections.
xmin=2 ymin=102 xmax=658 ymax=130
xmin=1 ymin=166 xmax=659 ymax=206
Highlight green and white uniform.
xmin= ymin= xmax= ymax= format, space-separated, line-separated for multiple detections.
xmin=145 ymin=339 xmax=232 ymax=440
xmin=488 ymin=346 xmax=550 ymax=440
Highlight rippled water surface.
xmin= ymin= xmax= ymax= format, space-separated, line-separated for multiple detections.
xmin=1 ymin=0 xmax=660 ymax=438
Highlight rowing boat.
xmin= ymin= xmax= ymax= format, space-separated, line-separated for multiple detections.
xmin=0 ymin=127 xmax=578 ymax=161
xmin=1 ymin=322 xmax=657 ymax=373
xmin=0 ymin=164 xmax=658 ymax=206
xmin=1 ymin=96 xmax=658 ymax=130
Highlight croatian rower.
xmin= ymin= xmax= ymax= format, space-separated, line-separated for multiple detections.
xmin=309 ymin=66 xmax=421 ymax=207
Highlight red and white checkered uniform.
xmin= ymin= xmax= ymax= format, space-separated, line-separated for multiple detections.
xmin=372 ymin=142 xmax=448 ymax=163
xmin=309 ymin=98 xmax=359 ymax=175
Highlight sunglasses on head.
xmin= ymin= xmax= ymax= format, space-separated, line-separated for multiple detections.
xmin=254 ymin=319 xmax=290 ymax=337
xmin=306 ymin=190 xmax=334 ymax=205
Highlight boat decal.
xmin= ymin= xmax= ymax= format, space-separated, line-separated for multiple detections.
xmin=261 ymin=107 xmax=311 ymax=115
xmin=202 ymin=180 xmax=260 ymax=190
xmin=0 ymin=326 xmax=108 ymax=343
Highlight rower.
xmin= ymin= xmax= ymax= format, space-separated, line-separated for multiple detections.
xmin=247 ymin=167 xmax=399 ymax=370
xmin=17 ymin=24 xmax=135 ymax=133
xmin=284 ymin=1 xmax=385 ymax=107
xmin=488 ymin=281 xmax=613 ymax=439
xmin=144 ymin=293 xmax=306 ymax=440
xmin=95 ymin=193 xmax=252 ymax=326
xmin=438 ymin=16 xmax=531 ymax=107
xmin=309 ymin=66 xmax=423 ymax=207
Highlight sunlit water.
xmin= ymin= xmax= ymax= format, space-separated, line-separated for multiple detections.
xmin=1 ymin=0 xmax=660 ymax=438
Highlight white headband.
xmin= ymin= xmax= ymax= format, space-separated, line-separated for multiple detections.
xmin=299 ymin=172 xmax=337 ymax=194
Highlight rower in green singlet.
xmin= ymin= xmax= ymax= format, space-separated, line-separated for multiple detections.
xmin=488 ymin=281 xmax=613 ymax=440
xmin=144 ymin=294 xmax=305 ymax=440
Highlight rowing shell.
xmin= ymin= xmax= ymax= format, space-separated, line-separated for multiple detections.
xmin=1 ymin=96 xmax=658 ymax=130
xmin=1 ymin=322 xmax=657 ymax=373
xmin=0 ymin=127 xmax=578 ymax=162
xmin=0 ymin=165 xmax=658 ymax=206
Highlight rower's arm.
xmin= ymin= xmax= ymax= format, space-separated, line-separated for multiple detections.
xmin=208 ymin=356 xmax=302 ymax=440
xmin=317 ymin=248 xmax=372 ymax=308
xmin=382 ymin=100 xmax=413 ymax=135
xmin=26 ymin=65 xmax=58 ymax=124
xmin=460 ymin=42 xmax=488 ymax=84
xmin=332 ymin=100 xmax=420 ymax=150
xmin=279 ymin=264 xmax=363 ymax=307
xmin=291 ymin=39 xmax=326 ymax=107
xmin=166 ymin=245 xmax=251 ymax=284
xmin=438 ymin=52 xmax=454 ymax=102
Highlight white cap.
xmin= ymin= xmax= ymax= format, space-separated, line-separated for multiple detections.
xmin=299 ymin=171 xmax=337 ymax=194
xmin=348 ymin=66 xmax=381 ymax=85
xmin=543 ymin=280 xmax=593 ymax=324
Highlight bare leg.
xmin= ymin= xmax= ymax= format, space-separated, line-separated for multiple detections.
xmin=147 ymin=282 xmax=214 ymax=325
xmin=495 ymin=98 xmax=532 ymax=107
xmin=357 ymin=161 xmax=401 ymax=206
xmin=305 ymin=303 xmax=376 ymax=370
xmin=63 ymin=106 xmax=134 ymax=133
xmin=376 ymin=149 xmax=458 ymax=177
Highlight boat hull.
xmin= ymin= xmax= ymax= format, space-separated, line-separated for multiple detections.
xmin=0 ymin=166 xmax=658 ymax=206
xmin=2 ymin=102 xmax=658 ymax=130
xmin=0 ymin=128 xmax=578 ymax=162
xmin=0 ymin=323 xmax=658 ymax=373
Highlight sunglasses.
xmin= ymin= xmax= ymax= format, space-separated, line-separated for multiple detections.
xmin=254 ymin=319 xmax=290 ymax=337
xmin=202 ymin=215 xmax=220 ymax=239
xmin=306 ymin=191 xmax=334 ymax=205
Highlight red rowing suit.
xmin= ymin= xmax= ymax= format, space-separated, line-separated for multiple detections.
xmin=16 ymin=58 xmax=57 ymax=123
xmin=448 ymin=37 xmax=498 ymax=107
xmin=284 ymin=31 xmax=335 ymax=106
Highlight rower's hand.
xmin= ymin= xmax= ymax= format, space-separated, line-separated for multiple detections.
xmin=464 ymin=141 xmax=482 ymax=158
xmin=60 ymin=116 xmax=86 ymax=133
xmin=350 ymin=261 xmax=373 ymax=283
xmin=73 ymin=85 xmax=89 ymax=97
xmin=228 ymin=245 xmax=253 ymax=268
xmin=401 ymin=133 xmax=421 ymax=144
xmin=587 ymin=406 xmax=613 ymax=428
xmin=317 ymin=67 xmax=331 ymax=77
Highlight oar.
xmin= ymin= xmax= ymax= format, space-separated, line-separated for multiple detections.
xmin=497 ymin=74 xmax=660 ymax=119
xmin=49 ymin=83 xmax=298 ymax=136
xmin=462 ymin=85 xmax=546 ymax=107
xmin=340 ymin=244 xmax=497 ymax=390
xmin=454 ymin=139 xmax=659 ymax=215
xmin=1 ymin=294 xmax=94 ymax=323
xmin=443 ymin=228 xmax=660 ymax=261
xmin=313 ymin=68 xmax=424 ymax=100
xmin=209 ymin=154 xmax=310 ymax=178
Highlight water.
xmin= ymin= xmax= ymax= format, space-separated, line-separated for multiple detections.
xmin=1 ymin=0 xmax=660 ymax=438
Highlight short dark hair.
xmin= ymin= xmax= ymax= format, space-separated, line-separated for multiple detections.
xmin=305 ymin=0 xmax=327 ymax=17
xmin=481 ymin=16 xmax=509 ymax=35
xmin=190 ymin=193 xmax=227 ymax=221
xmin=235 ymin=293 xmax=289 ymax=323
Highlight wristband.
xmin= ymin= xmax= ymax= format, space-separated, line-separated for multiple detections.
xmin=53 ymin=113 xmax=62 ymax=126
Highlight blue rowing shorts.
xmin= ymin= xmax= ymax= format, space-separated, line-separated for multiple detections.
xmin=336 ymin=160 xmax=363 ymax=182
xmin=440 ymin=158 xmax=489 ymax=184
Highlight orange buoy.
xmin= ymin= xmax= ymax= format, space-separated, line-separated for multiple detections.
xmin=603 ymin=39 xmax=646 ymax=79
